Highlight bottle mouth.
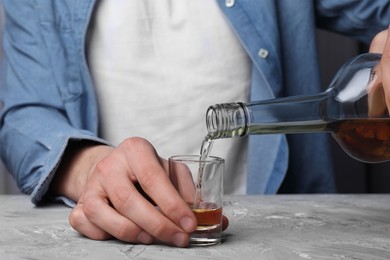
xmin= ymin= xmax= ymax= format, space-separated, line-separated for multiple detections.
xmin=206 ymin=103 xmax=247 ymax=139
xmin=206 ymin=107 xmax=219 ymax=135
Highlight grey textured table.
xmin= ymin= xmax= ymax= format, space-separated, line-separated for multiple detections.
xmin=1 ymin=194 xmax=390 ymax=260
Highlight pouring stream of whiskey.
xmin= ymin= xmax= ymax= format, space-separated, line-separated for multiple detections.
xmin=194 ymin=135 xmax=214 ymax=208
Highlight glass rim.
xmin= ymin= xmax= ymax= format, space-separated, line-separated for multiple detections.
xmin=169 ymin=155 xmax=224 ymax=164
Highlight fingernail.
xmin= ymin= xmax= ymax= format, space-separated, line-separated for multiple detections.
xmin=137 ymin=231 xmax=153 ymax=244
xmin=172 ymin=232 xmax=188 ymax=247
xmin=180 ymin=216 xmax=195 ymax=232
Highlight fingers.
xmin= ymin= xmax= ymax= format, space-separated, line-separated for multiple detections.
xmin=222 ymin=215 xmax=229 ymax=231
xmin=69 ymin=201 xmax=112 ymax=241
xmin=103 ymin=175 xmax=189 ymax=246
xmin=369 ymin=27 xmax=390 ymax=113
xmin=380 ymin=28 xmax=390 ymax=109
xmin=369 ymin=29 xmax=388 ymax=53
xmin=169 ymin=160 xmax=196 ymax=205
xmin=68 ymin=137 xmax=197 ymax=247
xmin=72 ymin=189 xmax=155 ymax=244
xmin=118 ymin=138 xmax=197 ymax=233
xmin=70 ymin=198 xmax=155 ymax=244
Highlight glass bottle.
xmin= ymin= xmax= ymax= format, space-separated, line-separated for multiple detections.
xmin=206 ymin=53 xmax=390 ymax=163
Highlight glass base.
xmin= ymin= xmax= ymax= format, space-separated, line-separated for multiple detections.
xmin=189 ymin=224 xmax=222 ymax=247
xmin=189 ymin=237 xmax=221 ymax=247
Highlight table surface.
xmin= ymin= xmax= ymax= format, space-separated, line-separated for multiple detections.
xmin=1 ymin=194 xmax=390 ymax=260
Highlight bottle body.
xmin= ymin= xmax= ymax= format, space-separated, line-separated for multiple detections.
xmin=206 ymin=53 xmax=390 ymax=163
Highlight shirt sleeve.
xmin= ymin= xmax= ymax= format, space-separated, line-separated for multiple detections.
xmin=0 ymin=1 xmax=107 ymax=204
xmin=315 ymin=0 xmax=390 ymax=44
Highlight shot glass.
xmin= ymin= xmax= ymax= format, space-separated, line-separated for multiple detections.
xmin=169 ymin=155 xmax=224 ymax=246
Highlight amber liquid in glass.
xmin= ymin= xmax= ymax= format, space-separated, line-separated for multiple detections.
xmin=190 ymin=205 xmax=222 ymax=246
xmin=193 ymin=207 xmax=223 ymax=228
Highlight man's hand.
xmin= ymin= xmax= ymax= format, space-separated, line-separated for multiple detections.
xmin=51 ymin=137 xmax=198 ymax=247
xmin=370 ymin=27 xmax=390 ymax=110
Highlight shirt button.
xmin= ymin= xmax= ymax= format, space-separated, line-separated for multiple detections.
xmin=226 ymin=0 xmax=235 ymax=7
xmin=258 ymin=48 xmax=269 ymax=59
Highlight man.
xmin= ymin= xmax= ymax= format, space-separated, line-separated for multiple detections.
xmin=1 ymin=0 xmax=390 ymax=247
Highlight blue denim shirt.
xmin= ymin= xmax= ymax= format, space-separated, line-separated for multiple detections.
xmin=1 ymin=0 xmax=390 ymax=204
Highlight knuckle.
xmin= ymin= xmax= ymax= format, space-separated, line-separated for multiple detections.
xmin=138 ymin=169 xmax=158 ymax=188
xmin=121 ymin=137 xmax=158 ymax=159
xmin=69 ymin=209 xmax=84 ymax=230
xmin=163 ymin=200 xmax=181 ymax=217
xmin=82 ymin=198 xmax=100 ymax=219
xmin=122 ymin=137 xmax=151 ymax=151
xmin=149 ymin=221 xmax=167 ymax=238
xmin=116 ymin=225 xmax=147 ymax=243
xmin=115 ymin=223 xmax=135 ymax=241
xmin=69 ymin=208 xmax=111 ymax=241
xmin=111 ymin=187 xmax=133 ymax=212
xmin=93 ymin=160 xmax=112 ymax=179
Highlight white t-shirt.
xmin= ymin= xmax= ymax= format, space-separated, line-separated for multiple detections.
xmin=87 ymin=0 xmax=251 ymax=195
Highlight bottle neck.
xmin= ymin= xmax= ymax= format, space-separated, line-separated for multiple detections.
xmin=206 ymin=92 xmax=330 ymax=139
xmin=206 ymin=102 xmax=248 ymax=139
